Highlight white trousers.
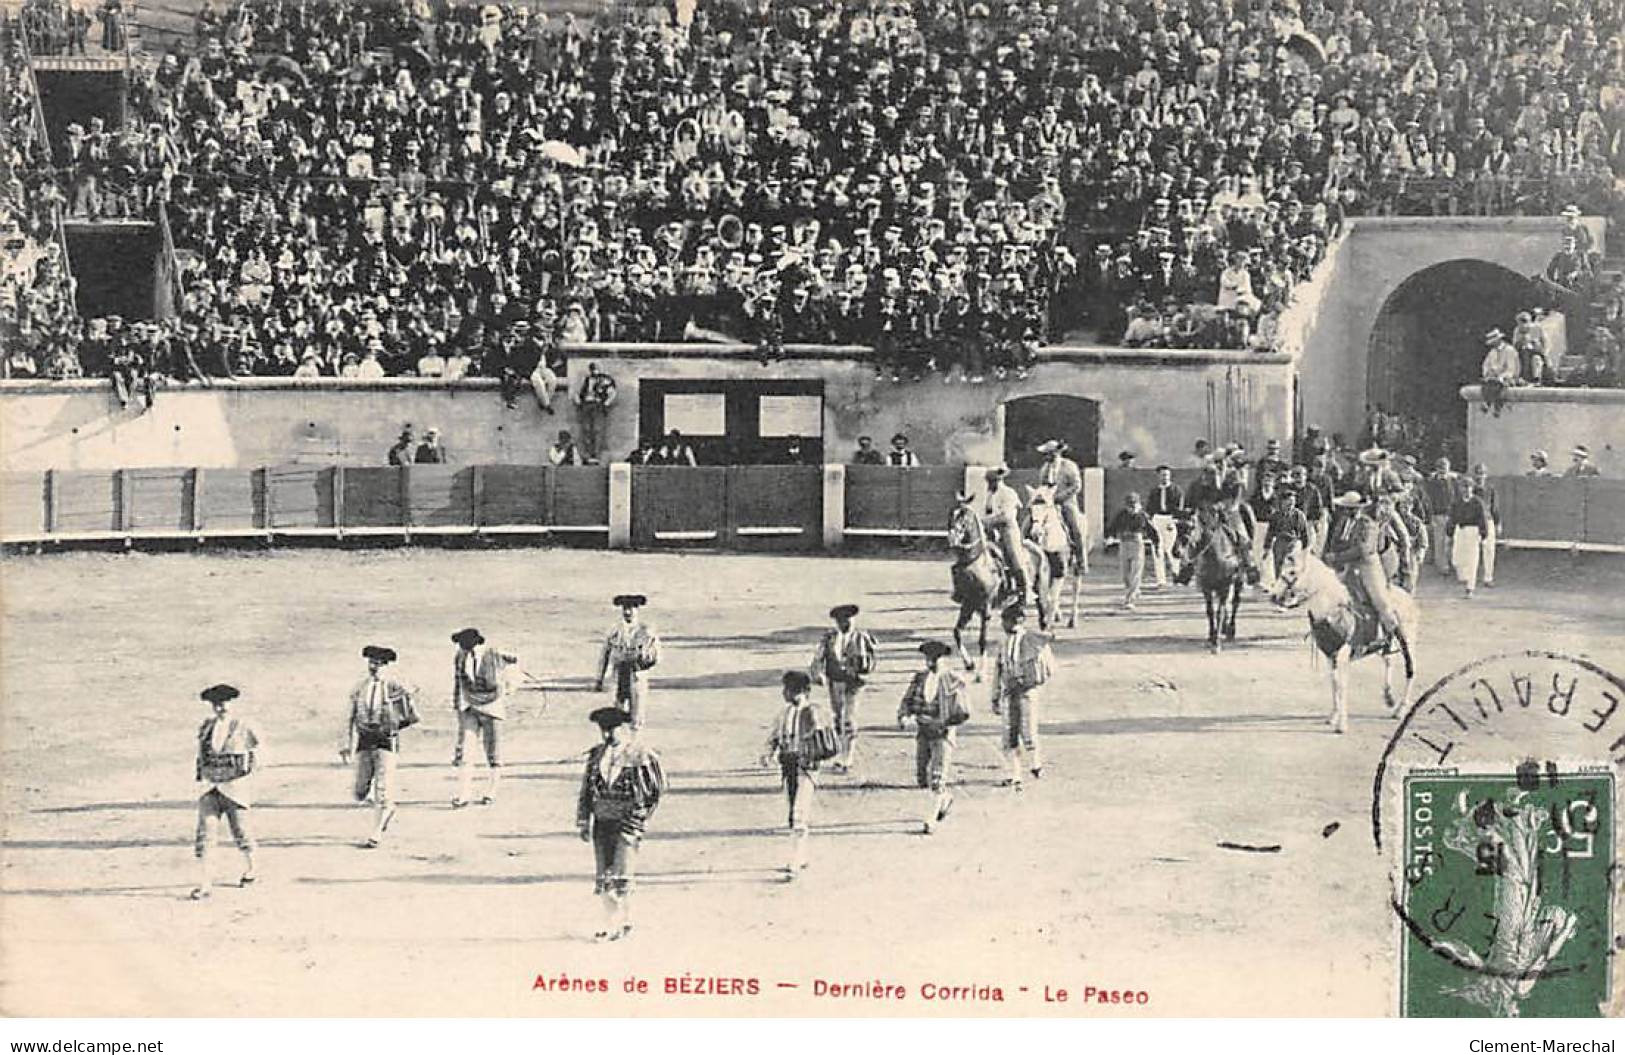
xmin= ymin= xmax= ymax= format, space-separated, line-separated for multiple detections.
xmin=530 ymin=366 xmax=557 ymax=411
xmin=1150 ymin=515 xmax=1177 ymax=585
xmin=1452 ymin=527 xmax=1483 ymax=590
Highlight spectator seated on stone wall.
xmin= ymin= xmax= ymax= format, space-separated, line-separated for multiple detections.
xmin=1121 ymin=299 xmax=1167 ymax=348
xmin=1542 ymin=234 xmax=1597 ymax=300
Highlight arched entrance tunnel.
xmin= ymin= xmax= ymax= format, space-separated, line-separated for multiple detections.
xmin=1366 ymin=260 xmax=1535 ymax=462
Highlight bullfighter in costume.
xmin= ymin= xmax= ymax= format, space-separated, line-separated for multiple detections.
xmin=1324 ymin=492 xmax=1404 ymax=637
xmin=450 ymin=627 xmax=518 ymax=808
xmin=340 ymin=645 xmax=419 ymax=848
xmin=808 ymin=603 xmax=877 ymax=772
xmin=982 ymin=465 xmax=1029 ymax=600
xmin=1037 ymin=440 xmax=1088 ymax=573
xmin=990 ymin=605 xmax=1055 ymax=791
xmin=761 ymin=670 xmax=838 ymax=878
xmin=595 ymin=594 xmax=660 ymax=729
xmin=576 ymin=706 xmax=665 ymax=942
xmin=191 ymin=683 xmax=260 ymax=900
xmin=897 ymin=641 xmax=971 ymax=833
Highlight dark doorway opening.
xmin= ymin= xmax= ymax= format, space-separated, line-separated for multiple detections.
xmin=63 ymin=221 xmax=160 ymax=319
xmin=1367 ymin=260 xmax=1534 ymax=462
xmin=1002 ymin=394 xmax=1101 ymax=468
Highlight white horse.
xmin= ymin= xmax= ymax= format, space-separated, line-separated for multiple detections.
xmin=1024 ymin=484 xmax=1082 ymax=629
xmin=1269 ymin=548 xmax=1420 ymax=734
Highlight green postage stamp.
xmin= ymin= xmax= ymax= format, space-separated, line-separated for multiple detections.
xmin=1400 ymin=769 xmax=1616 ymax=1017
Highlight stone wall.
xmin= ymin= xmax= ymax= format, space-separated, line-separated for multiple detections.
xmin=0 ymin=348 xmax=1295 ymax=472
xmin=1461 ymin=385 xmax=1625 ymax=477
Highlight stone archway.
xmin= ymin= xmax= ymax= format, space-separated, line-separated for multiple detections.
xmin=1294 ymin=217 xmax=1581 ymax=444
xmin=1001 ymin=394 xmax=1101 ymax=468
xmin=1366 ymin=259 xmax=1534 ymax=457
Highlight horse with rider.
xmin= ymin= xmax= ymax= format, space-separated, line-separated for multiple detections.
xmin=949 ymin=463 xmax=1059 ymax=678
xmin=1169 ymin=457 xmax=1261 ymax=651
xmin=1271 ymin=447 xmax=1422 ymax=732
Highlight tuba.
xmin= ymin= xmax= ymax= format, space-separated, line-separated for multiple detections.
xmin=717 ymin=213 xmax=744 ymax=250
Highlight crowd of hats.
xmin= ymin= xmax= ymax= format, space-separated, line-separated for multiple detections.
xmin=0 ymin=35 xmax=79 ymax=380
xmin=5 ymin=0 xmax=1623 ymax=383
xmin=15 ymin=0 xmax=127 ymax=57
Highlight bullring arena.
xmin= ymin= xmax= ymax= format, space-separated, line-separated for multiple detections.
xmin=1 ymin=540 xmax=1621 ymax=1016
xmin=4 ymin=0 xmax=1625 ymax=1024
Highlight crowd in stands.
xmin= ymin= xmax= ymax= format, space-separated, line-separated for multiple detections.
xmin=17 ymin=0 xmax=129 ymax=55
xmin=1 ymin=29 xmax=79 ymax=380
xmin=2 ymin=0 xmax=1623 ymax=389
xmin=1473 ymin=207 xmax=1625 ymax=411
xmin=1528 ymin=207 xmax=1625 ymax=385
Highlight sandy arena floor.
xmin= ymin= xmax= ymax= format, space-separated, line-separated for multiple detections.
xmin=1 ymin=544 xmax=1621 ymax=1017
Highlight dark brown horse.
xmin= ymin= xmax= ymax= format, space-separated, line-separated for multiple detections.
xmin=949 ymin=502 xmax=1049 ymax=679
xmin=1176 ymin=510 xmax=1248 ymax=653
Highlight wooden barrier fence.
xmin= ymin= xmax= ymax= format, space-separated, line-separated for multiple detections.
xmin=0 ymin=465 xmax=612 ymax=542
xmin=0 ymin=467 xmax=1619 ymax=552
xmin=843 ymin=465 xmax=964 ymax=539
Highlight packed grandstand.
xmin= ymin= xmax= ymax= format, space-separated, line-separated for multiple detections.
xmin=2 ymin=0 xmax=1622 ymax=392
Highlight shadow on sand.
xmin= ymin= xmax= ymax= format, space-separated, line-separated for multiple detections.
xmin=36 ymin=798 xmax=452 ymax=814
xmin=2 ymin=834 xmax=360 ymax=852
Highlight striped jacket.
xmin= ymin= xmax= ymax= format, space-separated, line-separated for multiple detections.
xmin=809 ymin=628 xmax=875 ymax=688
xmin=992 ymin=628 xmax=1055 ymax=701
xmin=765 ymin=700 xmax=837 ymax=770
xmin=898 ymin=670 xmax=970 ymax=736
xmin=453 ymin=645 xmax=518 ymax=719
xmin=576 ymin=741 xmax=665 ymax=832
xmin=342 ymin=675 xmax=419 ymax=752
xmin=196 ymin=716 xmax=262 ymax=806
